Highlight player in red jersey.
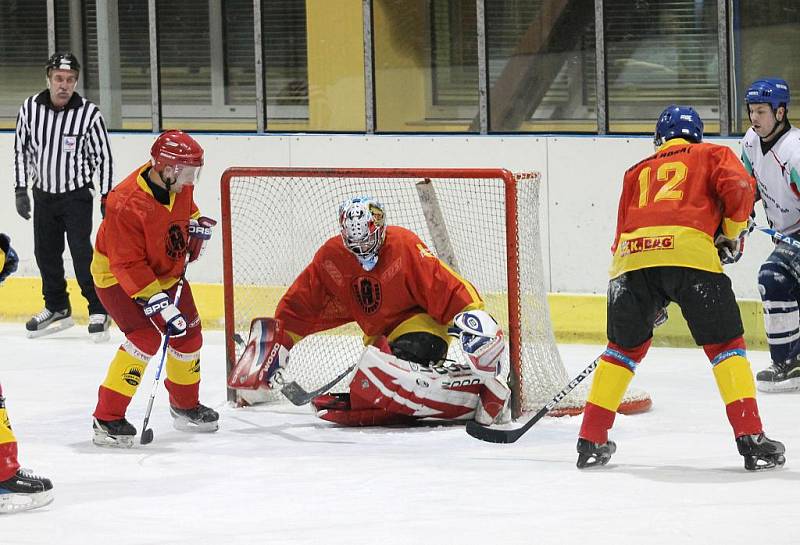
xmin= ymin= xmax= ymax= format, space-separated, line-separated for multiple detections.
xmin=576 ymin=105 xmax=785 ymax=471
xmin=228 ymin=197 xmax=510 ymax=426
xmin=90 ymin=130 xmax=219 ymax=448
xmin=0 ymin=234 xmax=54 ymax=513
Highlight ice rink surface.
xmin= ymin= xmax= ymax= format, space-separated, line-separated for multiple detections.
xmin=1 ymin=322 xmax=799 ymax=545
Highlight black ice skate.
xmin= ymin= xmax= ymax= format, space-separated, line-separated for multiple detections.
xmin=576 ymin=438 xmax=617 ymax=468
xmin=756 ymin=358 xmax=800 ymax=393
xmin=93 ymin=417 xmax=137 ymax=448
xmin=88 ymin=313 xmax=112 ymax=343
xmin=0 ymin=468 xmax=54 ymax=514
xmin=170 ymin=403 xmax=219 ymax=433
xmin=25 ymin=307 xmax=74 ymax=339
xmin=736 ymin=433 xmax=786 ymax=471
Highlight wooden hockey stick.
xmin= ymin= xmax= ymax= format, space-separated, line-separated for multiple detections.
xmin=465 ymin=358 xmax=599 ymax=444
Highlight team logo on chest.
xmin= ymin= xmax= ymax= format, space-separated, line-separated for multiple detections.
xmin=166 ymin=222 xmax=188 ymax=260
xmin=352 ymin=275 xmax=382 ymax=315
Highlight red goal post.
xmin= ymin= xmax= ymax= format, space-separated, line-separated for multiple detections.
xmin=220 ymin=167 xmax=651 ymax=417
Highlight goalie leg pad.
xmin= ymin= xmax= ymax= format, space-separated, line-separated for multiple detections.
xmin=227 ymin=317 xmax=292 ymax=390
xmin=475 ymin=376 xmax=511 ymax=425
xmin=347 ymin=346 xmax=481 ymax=420
xmin=317 ymin=406 xmax=419 ymax=427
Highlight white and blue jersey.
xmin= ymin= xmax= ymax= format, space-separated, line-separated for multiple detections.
xmin=741 ymin=126 xmax=800 ymax=235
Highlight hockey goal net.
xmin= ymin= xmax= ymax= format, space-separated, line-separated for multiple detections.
xmin=221 ymin=167 xmax=651 ymax=418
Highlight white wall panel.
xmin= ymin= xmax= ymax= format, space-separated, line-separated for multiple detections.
xmin=0 ymin=132 xmax=769 ymax=299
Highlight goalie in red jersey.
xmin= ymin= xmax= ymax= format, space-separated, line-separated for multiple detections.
xmin=90 ymin=130 xmax=219 ymax=448
xmin=577 ymin=105 xmax=785 ymax=471
xmin=228 ymin=197 xmax=511 ymax=427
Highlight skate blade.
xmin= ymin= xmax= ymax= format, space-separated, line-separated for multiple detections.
xmin=92 ymin=431 xmax=135 ymax=449
xmin=171 ymin=417 xmax=219 ymax=433
xmin=756 ymin=378 xmax=800 ymax=393
xmin=744 ymin=454 xmax=786 ymax=471
xmin=26 ymin=318 xmax=75 ymax=339
xmin=0 ymin=489 xmax=54 ymax=514
xmin=576 ymin=454 xmax=612 ymax=469
xmin=88 ymin=330 xmax=111 ymax=343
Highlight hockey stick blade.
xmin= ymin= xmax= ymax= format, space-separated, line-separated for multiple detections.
xmin=140 ymin=428 xmax=154 ymax=445
xmin=465 ymin=358 xmax=599 ymax=444
xmin=140 ymin=396 xmax=156 ymax=445
xmin=280 ymin=364 xmax=357 ymax=406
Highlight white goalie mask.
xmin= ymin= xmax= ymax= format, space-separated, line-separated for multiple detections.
xmin=338 ymin=197 xmax=387 ymax=271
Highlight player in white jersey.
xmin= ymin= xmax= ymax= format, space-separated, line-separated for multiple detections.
xmin=740 ymin=78 xmax=800 ymax=391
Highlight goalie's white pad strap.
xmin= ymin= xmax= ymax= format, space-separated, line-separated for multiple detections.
xmin=353 ymin=346 xmax=482 ymax=419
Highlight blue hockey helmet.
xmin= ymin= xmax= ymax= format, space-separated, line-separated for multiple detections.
xmin=745 ymin=78 xmax=790 ymax=111
xmin=654 ymin=105 xmax=704 ymax=147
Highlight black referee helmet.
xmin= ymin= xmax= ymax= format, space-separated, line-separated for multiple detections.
xmin=46 ymin=52 xmax=80 ymax=75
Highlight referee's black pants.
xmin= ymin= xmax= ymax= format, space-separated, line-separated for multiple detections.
xmin=32 ymin=186 xmax=105 ymax=315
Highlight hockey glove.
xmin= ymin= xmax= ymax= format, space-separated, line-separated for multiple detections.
xmin=0 ymin=234 xmax=19 ymax=284
xmin=450 ymin=309 xmax=506 ymax=377
xmin=715 ymin=217 xmax=754 ymax=265
xmin=715 ymin=232 xmax=746 ymax=265
xmin=142 ymin=292 xmax=187 ymax=336
xmin=187 ymin=216 xmax=217 ymax=263
xmin=15 ymin=188 xmax=31 ymax=220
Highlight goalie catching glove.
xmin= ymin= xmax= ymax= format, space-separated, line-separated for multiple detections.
xmin=450 ymin=309 xmax=506 ymax=377
xmin=227 ymin=317 xmax=292 ymax=390
xmin=449 ymin=309 xmax=510 ymax=425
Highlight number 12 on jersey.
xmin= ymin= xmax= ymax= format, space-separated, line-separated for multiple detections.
xmin=637 ymin=161 xmax=688 ymax=208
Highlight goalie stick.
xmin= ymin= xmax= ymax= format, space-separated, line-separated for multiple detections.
xmin=279 ymin=364 xmax=357 ymax=406
xmin=231 ymin=334 xmax=356 ymax=406
xmin=465 ymin=358 xmax=599 ymax=443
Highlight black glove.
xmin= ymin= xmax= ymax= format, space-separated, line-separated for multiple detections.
xmin=15 ymin=188 xmax=31 ymax=220
xmin=715 ymin=233 xmax=746 ymax=265
xmin=100 ymin=193 xmax=108 ymax=219
xmin=0 ymin=233 xmax=19 ymax=283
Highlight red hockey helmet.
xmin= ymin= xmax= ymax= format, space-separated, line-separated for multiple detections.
xmin=150 ymin=130 xmax=204 ymax=188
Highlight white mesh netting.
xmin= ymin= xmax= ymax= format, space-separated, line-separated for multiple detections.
xmin=222 ymin=168 xmax=649 ymax=416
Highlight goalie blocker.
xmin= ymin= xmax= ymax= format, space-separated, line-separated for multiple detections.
xmin=228 ymin=311 xmax=511 ymax=426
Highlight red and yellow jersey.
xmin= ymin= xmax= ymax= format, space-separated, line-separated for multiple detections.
xmin=610 ymin=138 xmax=755 ymax=278
xmin=276 ymin=226 xmax=484 ymax=342
xmin=91 ymin=163 xmax=200 ymax=299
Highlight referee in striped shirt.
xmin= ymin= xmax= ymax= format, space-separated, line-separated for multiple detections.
xmin=13 ymin=52 xmax=113 ymax=341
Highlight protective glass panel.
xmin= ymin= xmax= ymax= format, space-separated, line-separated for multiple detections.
xmin=0 ymin=0 xmax=48 ymax=128
xmin=68 ymin=0 xmax=153 ymax=130
xmin=374 ymin=0 xmax=478 ymax=132
xmin=487 ymin=0 xmax=597 ymax=132
xmin=605 ymin=0 xmax=720 ymax=134
xmin=731 ymin=1 xmax=800 ymax=134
